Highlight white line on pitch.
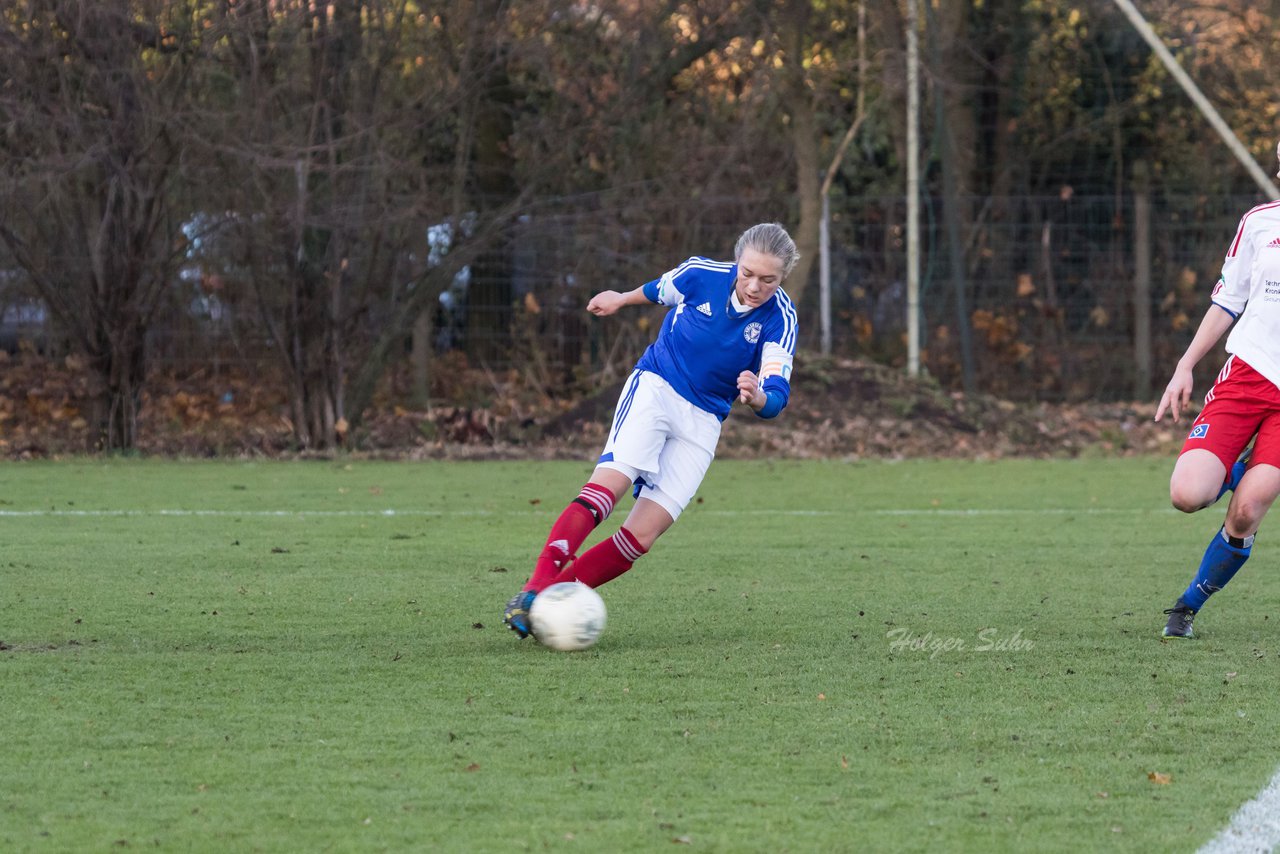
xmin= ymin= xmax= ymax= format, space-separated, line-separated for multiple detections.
xmin=0 ymin=507 xmax=1175 ymax=518
xmin=1198 ymin=766 xmax=1280 ymax=854
xmin=0 ymin=509 xmax=475 ymax=517
xmin=867 ymin=508 xmax=1175 ymax=516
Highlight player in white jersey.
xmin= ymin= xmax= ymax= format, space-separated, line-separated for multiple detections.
xmin=1154 ymin=141 xmax=1280 ymax=639
xmin=503 ymin=223 xmax=800 ymax=638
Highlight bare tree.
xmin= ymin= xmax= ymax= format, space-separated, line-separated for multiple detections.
xmin=198 ymin=0 xmax=526 ymax=449
xmin=0 ymin=0 xmax=197 ymax=449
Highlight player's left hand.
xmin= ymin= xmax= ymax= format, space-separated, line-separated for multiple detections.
xmin=587 ymin=290 xmax=626 ymax=316
xmin=1155 ymin=364 xmax=1194 ymax=422
xmin=737 ymin=371 xmax=764 ymax=409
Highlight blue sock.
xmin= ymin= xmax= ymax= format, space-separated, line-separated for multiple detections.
xmin=1216 ymin=460 xmax=1248 ymax=501
xmin=1181 ymin=527 xmax=1252 ymax=610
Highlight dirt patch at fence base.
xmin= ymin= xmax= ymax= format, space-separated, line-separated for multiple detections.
xmin=0 ymin=351 xmax=1187 ymax=460
xmin=538 ymin=356 xmax=1184 ymax=462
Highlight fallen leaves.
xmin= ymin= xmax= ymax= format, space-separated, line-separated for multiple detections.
xmin=0 ymin=352 xmax=1188 ymax=461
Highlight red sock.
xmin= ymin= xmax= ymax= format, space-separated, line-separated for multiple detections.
xmin=523 ymin=483 xmax=616 ymax=592
xmin=552 ymin=526 xmax=646 ymax=589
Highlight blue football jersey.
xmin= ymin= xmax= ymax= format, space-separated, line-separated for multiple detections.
xmin=635 ymin=257 xmax=797 ymax=420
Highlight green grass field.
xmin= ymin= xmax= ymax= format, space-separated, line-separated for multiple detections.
xmin=2 ymin=458 xmax=1279 ymax=852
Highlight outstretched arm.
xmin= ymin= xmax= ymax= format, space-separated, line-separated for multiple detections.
xmin=587 ymin=286 xmax=653 ymax=317
xmin=1154 ymin=306 xmax=1235 ymax=422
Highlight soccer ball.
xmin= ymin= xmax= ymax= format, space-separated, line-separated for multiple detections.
xmin=529 ymin=582 xmax=607 ymax=651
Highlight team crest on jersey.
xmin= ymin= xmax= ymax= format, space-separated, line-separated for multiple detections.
xmin=1189 ymin=423 xmax=1209 ymax=439
xmin=696 ymin=301 xmax=712 ymax=316
xmin=743 ymin=322 xmax=762 ymax=343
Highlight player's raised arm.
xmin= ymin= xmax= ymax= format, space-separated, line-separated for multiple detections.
xmin=586 ymin=286 xmax=652 ymax=316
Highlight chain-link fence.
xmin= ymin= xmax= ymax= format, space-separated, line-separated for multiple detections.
xmin=3 ymin=189 xmax=1264 ymax=405
xmin=449 ymin=188 xmax=1263 ymax=403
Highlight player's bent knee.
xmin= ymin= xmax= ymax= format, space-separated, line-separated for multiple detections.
xmin=1226 ymin=502 xmax=1265 ymax=536
xmin=1170 ymin=483 xmax=1216 ymax=514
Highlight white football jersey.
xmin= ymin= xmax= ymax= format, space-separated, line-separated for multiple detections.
xmin=1215 ymin=200 xmax=1280 ymax=387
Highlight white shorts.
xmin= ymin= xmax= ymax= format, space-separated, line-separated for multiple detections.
xmin=598 ymin=370 xmax=722 ymax=521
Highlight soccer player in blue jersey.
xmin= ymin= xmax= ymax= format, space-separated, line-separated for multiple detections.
xmin=503 ymin=223 xmax=800 ymax=638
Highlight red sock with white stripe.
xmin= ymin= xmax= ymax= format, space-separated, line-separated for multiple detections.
xmin=523 ymin=483 xmax=616 ymax=592
xmin=551 ymin=526 xmax=646 ymax=589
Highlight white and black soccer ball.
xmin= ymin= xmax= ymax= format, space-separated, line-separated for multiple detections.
xmin=529 ymin=582 xmax=607 ymax=651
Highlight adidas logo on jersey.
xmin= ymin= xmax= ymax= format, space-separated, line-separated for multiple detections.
xmin=1268 ymin=236 xmax=1280 ymax=248
xmin=696 ymin=302 xmax=712 ymax=316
